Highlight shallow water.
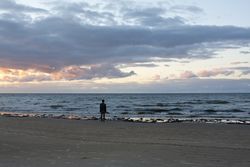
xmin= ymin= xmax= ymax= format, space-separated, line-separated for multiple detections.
xmin=0 ymin=93 xmax=249 ymax=120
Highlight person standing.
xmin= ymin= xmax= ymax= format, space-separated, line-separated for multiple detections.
xmin=100 ymin=99 xmax=106 ymax=121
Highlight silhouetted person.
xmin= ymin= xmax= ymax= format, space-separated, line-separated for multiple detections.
xmin=100 ymin=99 xmax=106 ymax=121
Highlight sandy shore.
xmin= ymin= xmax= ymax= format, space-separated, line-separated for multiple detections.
xmin=0 ymin=117 xmax=249 ymax=167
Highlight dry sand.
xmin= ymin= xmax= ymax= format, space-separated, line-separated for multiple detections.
xmin=0 ymin=117 xmax=249 ymax=167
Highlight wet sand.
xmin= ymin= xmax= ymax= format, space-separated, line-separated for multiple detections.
xmin=0 ymin=117 xmax=249 ymax=167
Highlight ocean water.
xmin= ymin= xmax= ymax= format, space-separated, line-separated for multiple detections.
xmin=0 ymin=93 xmax=249 ymax=120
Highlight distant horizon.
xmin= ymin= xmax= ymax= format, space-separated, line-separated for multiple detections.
xmin=1 ymin=92 xmax=250 ymax=94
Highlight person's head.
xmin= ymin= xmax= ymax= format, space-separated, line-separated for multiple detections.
xmin=102 ymin=99 xmax=105 ymax=103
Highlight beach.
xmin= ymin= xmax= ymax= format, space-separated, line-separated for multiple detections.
xmin=0 ymin=117 xmax=249 ymax=167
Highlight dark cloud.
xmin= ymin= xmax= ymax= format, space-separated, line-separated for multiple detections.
xmin=1 ymin=16 xmax=250 ymax=72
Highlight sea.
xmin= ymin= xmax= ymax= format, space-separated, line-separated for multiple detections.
xmin=0 ymin=93 xmax=249 ymax=121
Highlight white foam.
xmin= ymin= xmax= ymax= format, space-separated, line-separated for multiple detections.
xmin=1 ymin=112 xmax=249 ymax=125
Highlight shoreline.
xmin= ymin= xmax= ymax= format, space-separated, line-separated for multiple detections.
xmin=1 ymin=111 xmax=250 ymax=125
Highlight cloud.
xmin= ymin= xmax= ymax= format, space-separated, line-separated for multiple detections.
xmin=231 ymin=61 xmax=248 ymax=65
xmin=123 ymin=6 xmax=185 ymax=27
xmin=240 ymin=51 xmax=250 ymax=54
xmin=2 ymin=75 xmax=51 ymax=83
xmin=0 ymin=0 xmax=47 ymax=13
xmin=0 ymin=65 xmax=135 ymax=82
xmin=170 ymin=5 xmax=203 ymax=14
xmin=53 ymin=1 xmax=117 ymax=26
xmin=241 ymin=70 xmax=250 ymax=75
xmin=177 ymin=67 xmax=250 ymax=79
xmin=1 ymin=17 xmax=250 ymax=72
xmin=152 ymin=74 xmax=161 ymax=80
xmin=179 ymin=71 xmax=197 ymax=79
xmin=0 ymin=1 xmax=250 ymax=81
xmin=119 ymin=63 xmax=158 ymax=68
xmin=0 ymin=68 xmax=52 ymax=82
xmin=231 ymin=67 xmax=250 ymax=76
xmin=52 ymin=64 xmax=135 ymax=80
xmin=178 ymin=68 xmax=236 ymax=79
xmin=197 ymin=69 xmax=234 ymax=77
xmin=179 ymin=60 xmax=190 ymax=63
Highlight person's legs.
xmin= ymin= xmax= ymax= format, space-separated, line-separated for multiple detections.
xmin=100 ymin=113 xmax=105 ymax=121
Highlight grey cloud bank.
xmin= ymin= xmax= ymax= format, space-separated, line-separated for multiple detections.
xmin=1 ymin=16 xmax=250 ymax=70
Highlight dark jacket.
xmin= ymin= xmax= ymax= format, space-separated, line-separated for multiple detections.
xmin=100 ymin=103 xmax=106 ymax=113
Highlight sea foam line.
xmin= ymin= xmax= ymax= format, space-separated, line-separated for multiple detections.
xmin=0 ymin=112 xmax=249 ymax=125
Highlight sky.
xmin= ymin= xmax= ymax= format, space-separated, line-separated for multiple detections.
xmin=0 ymin=0 xmax=250 ymax=93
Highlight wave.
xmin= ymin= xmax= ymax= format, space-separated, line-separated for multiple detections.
xmin=204 ymin=109 xmax=218 ymax=113
xmin=134 ymin=104 xmax=160 ymax=107
xmin=1 ymin=111 xmax=250 ymax=124
xmin=137 ymin=111 xmax=155 ymax=115
xmin=206 ymin=100 xmax=230 ymax=104
xmin=175 ymin=100 xmax=230 ymax=105
xmin=121 ymin=112 xmax=129 ymax=115
xmin=116 ymin=105 xmax=130 ymax=108
xmin=156 ymin=103 xmax=167 ymax=107
xmin=167 ymin=112 xmax=184 ymax=115
xmin=135 ymin=107 xmax=182 ymax=114
xmin=50 ymin=105 xmax=64 ymax=109
xmin=58 ymin=100 xmax=70 ymax=104
xmin=177 ymin=101 xmax=203 ymax=105
xmin=64 ymin=108 xmax=82 ymax=111
xmin=136 ymin=108 xmax=168 ymax=113
xmin=230 ymin=109 xmax=245 ymax=112
xmin=204 ymin=109 xmax=245 ymax=113
xmin=132 ymin=100 xmax=230 ymax=109
xmin=134 ymin=103 xmax=169 ymax=107
xmin=168 ymin=107 xmax=182 ymax=111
